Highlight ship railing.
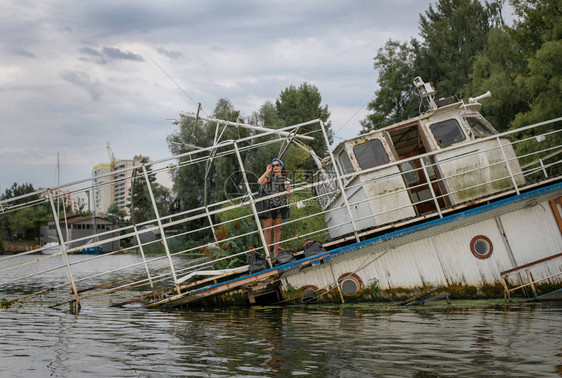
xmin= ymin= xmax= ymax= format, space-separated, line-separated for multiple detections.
xmin=0 ymin=116 xmax=561 ymax=308
xmin=322 ymin=118 xmax=561 ymax=229
xmin=500 ymin=252 xmax=562 ymax=301
xmin=158 ymin=116 xmax=562 ymax=301
xmin=0 ymin=118 xmax=335 ymax=308
xmin=197 ymin=117 xmax=562 ymax=255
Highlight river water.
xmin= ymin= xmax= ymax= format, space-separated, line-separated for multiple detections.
xmin=1 ymin=255 xmax=561 ymax=377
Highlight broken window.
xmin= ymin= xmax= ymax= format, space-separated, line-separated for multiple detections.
xmin=353 ymin=139 xmax=390 ymax=170
xmin=338 ymin=150 xmax=354 ymax=175
xmin=465 ymin=116 xmax=496 ymax=138
xmin=430 ymin=118 xmax=466 ymax=147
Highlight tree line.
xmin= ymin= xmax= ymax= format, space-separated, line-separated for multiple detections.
xmin=361 ymin=0 xmax=561 ymax=134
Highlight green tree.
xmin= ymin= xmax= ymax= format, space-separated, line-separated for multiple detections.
xmin=508 ymin=0 xmax=562 ymax=177
xmin=107 ymin=202 xmax=127 ymax=223
xmin=362 ymin=0 xmax=504 ymax=133
xmin=249 ymin=100 xmax=283 ymax=128
xmin=275 ymin=82 xmax=332 ymax=165
xmin=415 ymin=0 xmax=496 ymax=97
xmin=167 ymin=99 xmax=251 ymax=243
xmin=463 ymin=27 xmax=528 ymax=132
xmin=129 ymin=159 xmax=171 ymax=224
xmin=509 ymin=0 xmax=562 ymax=127
xmin=361 ymin=39 xmax=420 ymax=132
xmin=513 ymin=40 xmax=562 ymax=126
xmin=509 ymin=0 xmax=562 ymax=56
xmin=245 ymin=100 xmax=310 ymax=182
xmin=0 ymin=183 xmax=49 ymax=241
xmin=1 ymin=182 xmax=35 ymax=202
xmin=245 ymin=101 xmax=283 ymax=178
xmin=168 ymin=99 xmax=248 ymax=209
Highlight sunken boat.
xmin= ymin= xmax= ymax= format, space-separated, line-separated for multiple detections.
xmin=1 ymin=77 xmax=561 ymax=310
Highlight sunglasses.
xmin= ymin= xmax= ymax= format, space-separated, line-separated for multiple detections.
xmin=272 ymin=164 xmax=281 ymax=167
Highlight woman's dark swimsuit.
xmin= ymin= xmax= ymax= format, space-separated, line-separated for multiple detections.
xmin=258 ymin=175 xmax=290 ymax=219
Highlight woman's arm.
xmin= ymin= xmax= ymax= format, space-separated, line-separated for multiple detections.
xmin=257 ymin=164 xmax=272 ymax=186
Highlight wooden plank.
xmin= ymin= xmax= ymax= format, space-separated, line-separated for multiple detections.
xmin=147 ymin=269 xmax=279 ymax=307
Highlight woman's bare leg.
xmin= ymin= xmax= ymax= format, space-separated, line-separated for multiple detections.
xmin=263 ymin=218 xmax=273 ymax=255
xmin=273 ymin=217 xmax=283 ymax=254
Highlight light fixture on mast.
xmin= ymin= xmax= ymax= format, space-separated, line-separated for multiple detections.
xmin=414 ymin=76 xmax=437 ymax=110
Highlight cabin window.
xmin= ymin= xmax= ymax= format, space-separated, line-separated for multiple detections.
xmin=338 ymin=151 xmax=355 ymax=176
xmin=465 ymin=116 xmax=495 ymax=137
xmin=430 ymin=118 xmax=466 ymax=147
xmin=353 ymin=139 xmax=390 ymax=170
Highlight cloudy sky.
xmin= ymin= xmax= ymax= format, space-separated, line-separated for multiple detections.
xmin=1 ymin=0 xmax=447 ymax=193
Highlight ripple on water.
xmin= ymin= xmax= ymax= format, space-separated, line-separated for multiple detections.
xmin=1 ymin=256 xmax=561 ymax=376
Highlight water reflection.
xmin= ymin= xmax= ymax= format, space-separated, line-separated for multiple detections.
xmin=1 ymin=302 xmax=561 ymax=377
xmin=1 ymin=255 xmax=561 ymax=376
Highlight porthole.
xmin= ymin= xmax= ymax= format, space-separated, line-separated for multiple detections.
xmin=470 ymin=235 xmax=493 ymax=259
xmin=338 ymin=273 xmax=363 ymax=296
xmin=300 ymin=285 xmax=318 ymax=304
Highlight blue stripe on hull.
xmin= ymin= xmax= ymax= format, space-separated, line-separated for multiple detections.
xmin=325 ymin=181 xmax=562 ymax=261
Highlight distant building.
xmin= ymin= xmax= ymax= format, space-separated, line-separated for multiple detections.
xmin=92 ymin=155 xmax=148 ymax=216
xmin=39 ymin=215 xmax=120 ymax=253
xmin=113 ymin=159 xmax=134 ymax=214
xmin=92 ymin=163 xmax=113 ymax=216
xmin=45 ymin=189 xmax=79 ymax=214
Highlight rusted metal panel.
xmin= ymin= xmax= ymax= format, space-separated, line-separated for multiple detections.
xmin=433 ymin=139 xmax=525 ymax=205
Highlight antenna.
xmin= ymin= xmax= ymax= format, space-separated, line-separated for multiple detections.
xmin=413 ymin=77 xmax=437 ymax=110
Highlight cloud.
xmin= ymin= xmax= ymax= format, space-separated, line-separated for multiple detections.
xmin=61 ymin=70 xmax=103 ymax=100
xmin=80 ymin=46 xmax=108 ymax=64
xmin=102 ymin=47 xmax=144 ymax=62
xmin=156 ymin=47 xmax=183 ymax=60
xmin=79 ymin=45 xmax=143 ymax=64
xmin=0 ymin=0 xmax=434 ymax=195
xmin=0 ymin=65 xmax=24 ymax=84
xmin=11 ymin=48 xmax=35 ymax=58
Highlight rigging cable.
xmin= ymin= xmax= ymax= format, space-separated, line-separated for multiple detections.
xmin=146 ymin=54 xmax=209 ymax=118
xmin=333 ymin=91 xmax=376 ymax=139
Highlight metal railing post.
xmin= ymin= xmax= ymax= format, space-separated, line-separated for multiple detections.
xmin=47 ymin=190 xmax=81 ymax=309
xmin=232 ymin=141 xmax=273 ymax=267
xmin=525 ymin=269 xmax=538 ymax=299
xmin=496 ymin=136 xmax=520 ymax=195
xmin=205 ymin=207 xmax=218 ymax=242
xmin=420 ymin=159 xmax=443 ymax=218
xmin=319 ymin=120 xmax=360 ymax=243
xmin=539 ymin=159 xmax=548 ymax=178
xmin=133 ymin=224 xmax=154 ymax=290
xmin=141 ymin=165 xmax=181 ymax=295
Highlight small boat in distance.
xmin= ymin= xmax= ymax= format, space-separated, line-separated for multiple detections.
xmin=41 ymin=242 xmax=61 ymax=255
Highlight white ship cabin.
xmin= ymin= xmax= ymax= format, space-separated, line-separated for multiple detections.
xmin=317 ymin=78 xmax=525 ymax=239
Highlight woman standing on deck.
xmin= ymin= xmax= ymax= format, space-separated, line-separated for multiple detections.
xmin=257 ymin=158 xmax=291 ymax=256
